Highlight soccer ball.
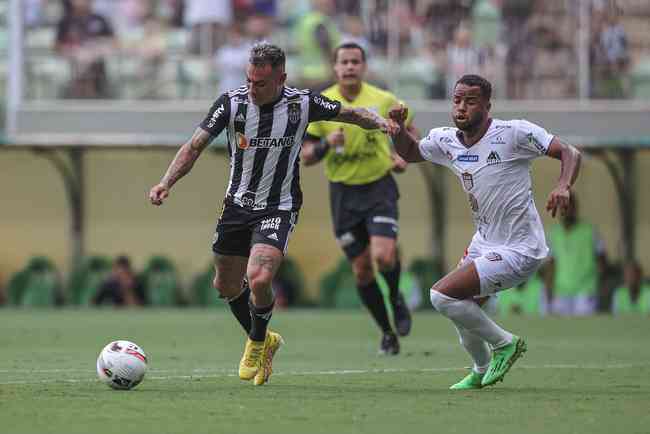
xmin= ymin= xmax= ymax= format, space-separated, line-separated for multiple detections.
xmin=96 ymin=340 xmax=148 ymax=390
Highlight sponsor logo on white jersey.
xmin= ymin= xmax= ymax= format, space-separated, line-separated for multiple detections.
xmin=487 ymin=151 xmax=501 ymax=165
xmin=458 ymin=154 xmax=479 ymax=162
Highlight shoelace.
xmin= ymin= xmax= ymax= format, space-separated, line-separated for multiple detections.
xmin=244 ymin=344 xmax=264 ymax=366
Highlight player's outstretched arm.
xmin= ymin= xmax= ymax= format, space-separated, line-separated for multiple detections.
xmin=545 ymin=137 xmax=582 ymax=217
xmin=332 ymin=107 xmax=399 ymax=134
xmin=148 ymin=127 xmax=212 ymax=206
xmin=388 ymin=104 xmax=424 ymax=163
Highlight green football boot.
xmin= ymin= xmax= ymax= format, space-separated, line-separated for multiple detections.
xmin=481 ymin=336 xmax=527 ymax=387
xmin=449 ymin=371 xmax=484 ymax=390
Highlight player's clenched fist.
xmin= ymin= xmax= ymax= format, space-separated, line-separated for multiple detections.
xmin=149 ymin=183 xmax=169 ymax=206
xmin=545 ymin=185 xmax=571 ymax=218
xmin=388 ymin=104 xmax=408 ymax=126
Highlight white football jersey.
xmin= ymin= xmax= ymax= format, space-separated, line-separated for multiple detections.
xmin=418 ymin=119 xmax=553 ymax=259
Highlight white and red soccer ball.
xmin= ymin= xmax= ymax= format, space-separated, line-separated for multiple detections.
xmin=96 ymin=340 xmax=148 ymax=390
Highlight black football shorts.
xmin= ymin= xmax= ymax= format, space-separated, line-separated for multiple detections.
xmin=329 ymin=174 xmax=399 ymax=259
xmin=212 ymin=201 xmax=298 ymax=257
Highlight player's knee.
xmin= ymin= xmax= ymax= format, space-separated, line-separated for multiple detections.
xmin=430 ymin=289 xmax=460 ymax=316
xmin=374 ymin=250 xmax=396 ymax=272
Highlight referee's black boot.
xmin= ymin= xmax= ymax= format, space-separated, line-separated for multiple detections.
xmin=391 ymin=293 xmax=412 ymax=337
xmin=379 ymin=331 xmax=400 ymax=355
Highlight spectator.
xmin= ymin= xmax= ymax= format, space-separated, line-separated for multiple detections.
xmin=120 ymin=4 xmax=167 ymax=98
xmin=612 ymin=261 xmax=650 ymax=315
xmin=294 ymin=0 xmax=340 ymax=91
xmin=423 ymin=0 xmax=473 ymax=45
xmin=340 ymin=14 xmax=371 ymax=56
xmin=245 ymin=13 xmax=275 ymax=42
xmin=92 ymin=256 xmax=145 ymax=306
xmin=184 ymin=0 xmax=233 ymax=55
xmin=55 ymin=0 xmax=117 ymax=98
xmin=23 ymin=0 xmax=46 ymax=28
xmin=445 ymin=23 xmax=488 ymax=97
xmin=590 ymin=5 xmax=630 ymax=98
xmin=214 ymin=24 xmax=253 ymax=95
xmin=546 ymin=195 xmax=608 ymax=315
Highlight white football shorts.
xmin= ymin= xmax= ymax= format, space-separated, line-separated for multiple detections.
xmin=460 ymin=243 xmax=544 ymax=297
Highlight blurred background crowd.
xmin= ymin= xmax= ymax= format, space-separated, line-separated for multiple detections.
xmin=0 ymin=0 xmax=649 ymax=104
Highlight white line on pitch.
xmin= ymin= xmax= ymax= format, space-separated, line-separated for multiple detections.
xmin=1 ymin=363 xmax=649 ymax=385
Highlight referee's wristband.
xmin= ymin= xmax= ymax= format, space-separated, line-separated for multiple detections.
xmin=313 ymin=140 xmax=329 ymax=160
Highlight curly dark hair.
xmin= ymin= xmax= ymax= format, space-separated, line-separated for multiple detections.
xmin=455 ymin=74 xmax=492 ymax=100
xmin=249 ymin=42 xmax=286 ymax=70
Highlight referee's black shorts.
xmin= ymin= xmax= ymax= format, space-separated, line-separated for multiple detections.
xmin=212 ymin=199 xmax=298 ymax=257
xmin=329 ymin=173 xmax=399 ymax=260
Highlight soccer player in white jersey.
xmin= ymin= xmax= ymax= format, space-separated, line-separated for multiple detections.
xmin=388 ymin=74 xmax=581 ymax=389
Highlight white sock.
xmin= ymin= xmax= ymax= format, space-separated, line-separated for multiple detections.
xmin=431 ymin=290 xmax=513 ymax=349
xmin=454 ymin=325 xmax=491 ymax=374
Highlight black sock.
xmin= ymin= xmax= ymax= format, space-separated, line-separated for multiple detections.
xmin=249 ymin=299 xmax=274 ymax=342
xmin=357 ymin=280 xmax=393 ymax=333
xmin=228 ymin=285 xmax=251 ymax=334
xmin=381 ymin=260 xmax=402 ymax=303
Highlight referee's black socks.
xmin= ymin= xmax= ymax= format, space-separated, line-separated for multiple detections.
xmin=357 ymin=280 xmax=393 ymax=334
xmin=381 ymin=260 xmax=402 ymax=303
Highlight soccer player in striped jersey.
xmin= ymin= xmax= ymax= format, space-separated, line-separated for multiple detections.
xmin=148 ymin=43 xmax=398 ymax=386
xmin=388 ymin=74 xmax=581 ymax=389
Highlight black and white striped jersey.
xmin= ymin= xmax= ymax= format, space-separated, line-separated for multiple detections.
xmin=200 ymin=86 xmax=341 ymax=212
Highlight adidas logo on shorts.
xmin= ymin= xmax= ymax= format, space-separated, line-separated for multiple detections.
xmin=267 ymin=232 xmax=279 ymax=241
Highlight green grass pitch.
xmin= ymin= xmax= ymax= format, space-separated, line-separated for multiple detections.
xmin=1 ymin=309 xmax=649 ymax=434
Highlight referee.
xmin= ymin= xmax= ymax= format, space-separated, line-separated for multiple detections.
xmin=302 ymin=42 xmax=416 ymax=355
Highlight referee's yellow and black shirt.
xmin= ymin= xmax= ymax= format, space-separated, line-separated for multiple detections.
xmin=305 ymin=82 xmax=413 ymax=185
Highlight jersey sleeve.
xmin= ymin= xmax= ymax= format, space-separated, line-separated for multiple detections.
xmin=514 ymin=119 xmax=554 ymax=159
xmin=199 ymin=93 xmax=231 ymax=137
xmin=308 ymin=92 xmax=342 ymax=122
xmin=418 ymin=129 xmax=448 ymax=165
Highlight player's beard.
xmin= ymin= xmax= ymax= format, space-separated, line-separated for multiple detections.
xmin=454 ymin=111 xmax=484 ymax=134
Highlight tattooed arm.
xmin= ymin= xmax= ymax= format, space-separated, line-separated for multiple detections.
xmin=331 ymin=107 xmax=399 ymax=134
xmin=148 ymin=128 xmax=213 ymax=206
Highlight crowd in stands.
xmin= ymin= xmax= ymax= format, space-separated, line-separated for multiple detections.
xmin=1 ymin=0 xmax=649 ymax=101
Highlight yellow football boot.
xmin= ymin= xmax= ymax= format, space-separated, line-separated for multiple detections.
xmin=238 ymin=338 xmax=265 ymax=380
xmin=254 ymin=331 xmax=284 ymax=386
